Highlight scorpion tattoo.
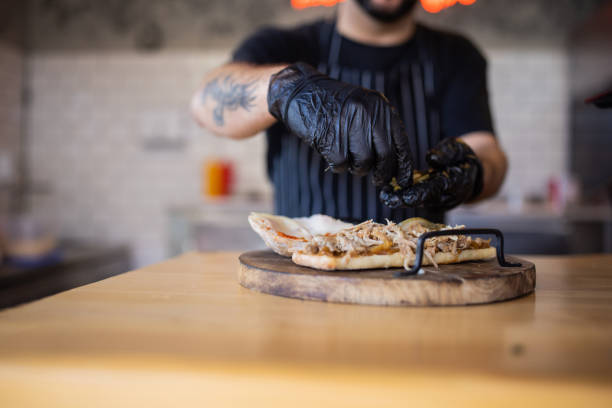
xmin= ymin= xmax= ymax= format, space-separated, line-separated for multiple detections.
xmin=201 ymin=75 xmax=256 ymax=126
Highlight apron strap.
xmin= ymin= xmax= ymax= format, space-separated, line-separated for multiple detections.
xmin=413 ymin=24 xmax=441 ymax=145
xmin=318 ymin=21 xmax=338 ymax=72
xmin=327 ymin=28 xmax=342 ymax=68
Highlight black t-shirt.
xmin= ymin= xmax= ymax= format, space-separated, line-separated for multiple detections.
xmin=233 ymin=20 xmax=494 ymax=140
xmin=232 ymin=20 xmax=494 ymax=222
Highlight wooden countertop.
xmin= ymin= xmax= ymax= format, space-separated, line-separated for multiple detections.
xmin=1 ymin=252 xmax=611 ymax=407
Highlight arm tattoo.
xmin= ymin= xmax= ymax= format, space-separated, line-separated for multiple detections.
xmin=201 ymin=75 xmax=256 ymax=126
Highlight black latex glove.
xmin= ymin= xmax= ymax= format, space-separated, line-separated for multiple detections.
xmin=380 ymin=138 xmax=484 ymax=210
xmin=268 ymin=62 xmax=414 ymax=187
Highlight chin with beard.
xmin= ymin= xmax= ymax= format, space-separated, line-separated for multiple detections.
xmin=355 ymin=0 xmax=418 ymax=23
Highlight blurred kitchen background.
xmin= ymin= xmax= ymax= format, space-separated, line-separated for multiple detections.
xmin=1 ymin=0 xmax=611 ymax=304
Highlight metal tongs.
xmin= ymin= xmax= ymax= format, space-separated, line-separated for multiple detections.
xmin=395 ymin=228 xmax=522 ymax=278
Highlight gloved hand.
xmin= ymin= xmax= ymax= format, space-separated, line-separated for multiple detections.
xmin=380 ymin=138 xmax=483 ymax=210
xmin=268 ymin=62 xmax=414 ymax=187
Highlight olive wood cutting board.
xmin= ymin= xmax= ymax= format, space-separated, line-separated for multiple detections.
xmin=238 ymin=250 xmax=535 ymax=306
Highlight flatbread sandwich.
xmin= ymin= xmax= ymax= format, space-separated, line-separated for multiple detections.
xmin=248 ymin=213 xmax=495 ymax=271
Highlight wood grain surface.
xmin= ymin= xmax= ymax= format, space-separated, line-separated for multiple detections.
xmin=1 ymin=252 xmax=611 ymax=407
xmin=239 ymin=250 xmax=535 ymax=306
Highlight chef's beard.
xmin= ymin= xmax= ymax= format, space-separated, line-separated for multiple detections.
xmin=354 ymin=0 xmax=418 ymax=23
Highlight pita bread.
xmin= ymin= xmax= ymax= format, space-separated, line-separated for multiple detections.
xmin=292 ymin=247 xmax=496 ymax=270
xmin=248 ymin=213 xmax=494 ymax=271
xmin=248 ymin=212 xmax=352 ymax=257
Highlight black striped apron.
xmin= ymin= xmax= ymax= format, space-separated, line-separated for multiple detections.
xmin=271 ymin=23 xmax=444 ymax=224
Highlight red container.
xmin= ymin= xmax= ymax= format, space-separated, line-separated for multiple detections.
xmin=203 ymin=159 xmax=234 ymax=197
xmin=221 ymin=162 xmax=233 ymax=195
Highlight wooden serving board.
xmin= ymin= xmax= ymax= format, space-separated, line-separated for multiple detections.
xmin=238 ymin=250 xmax=535 ymax=306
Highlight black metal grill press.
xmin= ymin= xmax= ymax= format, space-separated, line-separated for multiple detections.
xmin=395 ymin=228 xmax=522 ymax=278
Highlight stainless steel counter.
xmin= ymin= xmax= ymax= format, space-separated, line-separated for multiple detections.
xmin=167 ymin=198 xmax=611 ymax=256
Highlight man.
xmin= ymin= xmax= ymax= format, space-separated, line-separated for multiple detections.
xmin=191 ymin=0 xmax=507 ymax=223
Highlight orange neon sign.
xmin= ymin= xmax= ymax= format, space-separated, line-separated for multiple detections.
xmin=291 ymin=0 xmax=477 ymax=13
xmin=291 ymin=0 xmax=345 ymax=9
xmin=420 ymin=0 xmax=477 ymax=13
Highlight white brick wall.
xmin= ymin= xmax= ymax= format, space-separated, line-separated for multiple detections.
xmin=26 ymin=45 xmax=569 ymax=267
xmin=487 ymin=46 xmax=569 ymax=198
xmin=27 ymin=50 xmax=271 ymax=266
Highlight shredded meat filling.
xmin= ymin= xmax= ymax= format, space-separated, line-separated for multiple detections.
xmin=301 ymin=220 xmax=491 ymax=270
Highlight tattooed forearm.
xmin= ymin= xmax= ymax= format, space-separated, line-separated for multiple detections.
xmin=201 ymin=75 xmax=256 ymax=126
xmin=191 ymin=64 xmax=285 ymax=138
